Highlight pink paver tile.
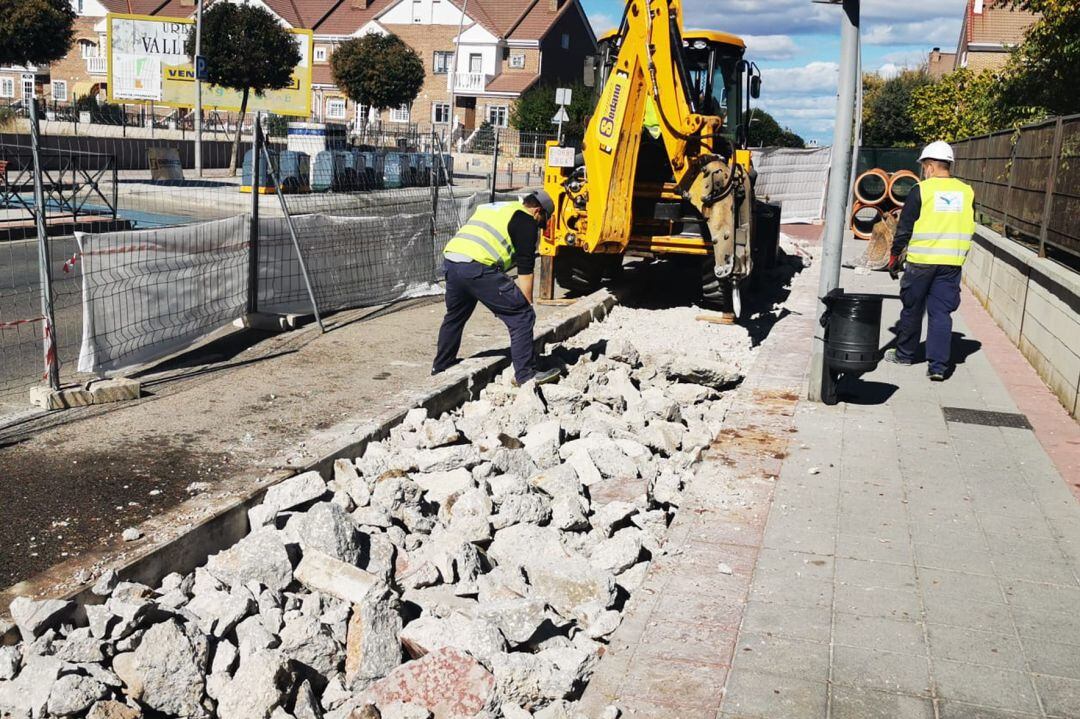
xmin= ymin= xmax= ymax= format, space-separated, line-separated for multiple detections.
xmin=958 ymin=287 xmax=1080 ymax=491
xmin=619 ymin=657 xmax=729 ymax=712
xmin=636 ymin=620 xmax=738 ymax=666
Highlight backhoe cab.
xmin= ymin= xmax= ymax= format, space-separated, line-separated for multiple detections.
xmin=539 ymin=0 xmax=772 ymax=317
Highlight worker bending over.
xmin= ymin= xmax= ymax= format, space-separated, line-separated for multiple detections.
xmin=885 ymin=141 xmax=976 ymax=381
xmin=432 ymin=191 xmax=560 ymax=386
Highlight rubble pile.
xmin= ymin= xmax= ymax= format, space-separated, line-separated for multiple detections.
xmin=0 ymin=327 xmax=746 ymax=719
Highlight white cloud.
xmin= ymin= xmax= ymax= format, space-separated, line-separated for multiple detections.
xmin=864 ymin=20 xmax=959 ymax=47
xmin=742 ymin=35 xmax=798 ymax=61
xmin=760 ymin=62 xmax=839 ymax=95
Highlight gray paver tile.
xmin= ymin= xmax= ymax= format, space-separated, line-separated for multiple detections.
xmin=753 ymin=547 xmax=834 ymax=582
xmin=926 ymin=624 xmax=1026 ymax=670
xmin=839 ymin=514 xmax=910 ymax=541
xmin=937 ymin=701 xmax=1042 ymax=718
xmin=720 ymin=668 xmax=828 ymax=719
xmin=831 ymin=645 xmax=931 ymax=696
xmin=747 ymin=571 xmax=833 ymax=609
xmin=830 ymin=686 xmax=935 ymax=719
xmin=993 ymin=553 xmax=1079 ymax=586
xmin=978 ymin=511 xmax=1055 ymax=538
xmin=834 ymin=582 xmax=921 ymax=622
xmin=916 ymin=543 xmax=997 ymax=576
xmin=933 ymin=660 xmax=1042 ymax=714
xmin=763 ymin=520 xmax=837 ymax=555
xmin=835 ymin=532 xmax=914 ymax=564
xmin=1012 ymin=606 xmax=1080 ymax=646
xmin=730 ymin=632 xmax=829 ymax=680
xmin=739 ymin=600 xmax=832 ymax=644
xmin=922 ymin=594 xmax=1014 ymax=634
xmin=1022 ymin=636 xmax=1080 ymax=680
xmin=1033 ymin=673 xmax=1080 ymax=718
xmin=833 ymin=613 xmax=926 ymax=655
xmin=1002 ymin=579 xmax=1080 ymax=612
xmin=920 ymin=567 xmax=1005 ymax=604
xmin=836 ymin=557 xmax=918 ymax=592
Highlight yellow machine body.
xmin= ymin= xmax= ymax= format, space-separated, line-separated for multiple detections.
xmin=540 ymin=1 xmax=764 ymax=308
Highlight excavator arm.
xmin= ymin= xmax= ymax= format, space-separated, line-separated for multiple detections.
xmin=541 ymin=0 xmax=756 ymax=304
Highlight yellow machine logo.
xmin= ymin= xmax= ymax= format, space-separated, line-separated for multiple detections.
xmin=597 ymin=70 xmax=630 ymax=149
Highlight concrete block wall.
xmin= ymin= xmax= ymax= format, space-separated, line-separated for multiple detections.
xmin=963 ymin=226 xmax=1080 ymax=418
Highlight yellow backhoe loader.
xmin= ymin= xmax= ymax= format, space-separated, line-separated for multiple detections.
xmin=537 ymin=0 xmax=779 ymax=318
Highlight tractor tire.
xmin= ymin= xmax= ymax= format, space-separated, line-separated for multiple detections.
xmin=554 ymin=248 xmax=622 ymax=295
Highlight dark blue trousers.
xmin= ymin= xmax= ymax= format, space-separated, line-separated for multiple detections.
xmin=896 ymin=263 xmax=962 ymax=375
xmin=433 ymin=260 xmax=537 ymax=384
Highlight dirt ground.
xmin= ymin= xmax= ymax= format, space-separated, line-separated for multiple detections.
xmin=0 ymin=296 xmax=559 ymax=589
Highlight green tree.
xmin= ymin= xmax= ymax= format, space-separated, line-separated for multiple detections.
xmin=910 ymin=68 xmax=996 ymax=142
xmin=994 ymin=0 xmax=1080 ymax=124
xmin=748 ymin=109 xmax=805 ymax=148
xmin=185 ymin=4 xmax=299 ymax=175
xmin=861 ymin=68 xmax=932 ymax=147
xmin=511 ymin=82 xmax=593 ymax=134
xmin=0 ymin=0 xmax=74 ymax=68
xmin=331 ymin=34 xmax=425 ymax=115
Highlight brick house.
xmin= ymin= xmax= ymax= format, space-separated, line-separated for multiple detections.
xmin=285 ymin=0 xmax=598 ymax=133
xmin=953 ymin=0 xmax=1038 ymax=73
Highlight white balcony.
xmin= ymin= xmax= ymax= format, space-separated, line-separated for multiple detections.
xmin=86 ymin=56 xmax=107 ymax=75
xmin=448 ymin=72 xmax=491 ymax=94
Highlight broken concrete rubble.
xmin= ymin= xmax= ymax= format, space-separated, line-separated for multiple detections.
xmin=0 ymin=311 xmax=749 ymax=719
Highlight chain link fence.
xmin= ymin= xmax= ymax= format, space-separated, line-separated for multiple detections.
xmin=952 ymin=113 xmax=1080 ymax=270
xmin=1 ymin=99 xmax=480 ymax=414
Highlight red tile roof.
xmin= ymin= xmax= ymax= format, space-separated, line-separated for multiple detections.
xmin=485 ymin=73 xmax=540 ymax=94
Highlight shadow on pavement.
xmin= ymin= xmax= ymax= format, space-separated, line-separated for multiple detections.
xmin=836 ymin=377 xmax=899 ymax=405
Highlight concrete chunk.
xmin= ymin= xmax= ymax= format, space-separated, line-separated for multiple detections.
xmin=295 ymin=550 xmax=382 ymax=606
xmin=262 ymin=471 xmax=328 ymax=515
xmin=206 ymin=528 xmax=294 ymax=592
xmin=356 ymin=648 xmax=494 ymax=718
xmin=345 ymin=592 xmax=403 ymax=688
xmin=7 ymin=596 xmax=72 ymax=641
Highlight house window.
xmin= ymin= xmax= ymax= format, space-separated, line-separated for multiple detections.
xmin=22 ymin=78 xmax=34 ymax=99
xmin=469 ymin=53 xmax=483 ymax=74
xmin=486 ymin=104 xmax=508 ymax=128
xmin=509 ymin=52 xmax=526 ymax=69
xmin=0 ymin=77 xmax=13 ymax=98
xmin=357 ymin=104 xmax=370 ymax=125
xmin=412 ymin=0 xmax=422 ymax=22
xmin=432 ymin=103 xmax=451 ymax=124
xmin=433 ymin=51 xmax=453 ymax=74
xmin=314 ymin=46 xmax=328 ymax=63
xmin=52 ymin=80 xmax=67 ymax=101
xmin=80 ymin=41 xmax=97 ymax=59
xmin=390 ymin=104 xmax=411 ymax=123
xmin=561 ymin=33 xmax=570 ymax=49
xmin=326 ymin=97 xmax=346 ymax=120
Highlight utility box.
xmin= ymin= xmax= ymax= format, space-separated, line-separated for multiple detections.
xmin=286 ymin=122 xmax=348 ymax=157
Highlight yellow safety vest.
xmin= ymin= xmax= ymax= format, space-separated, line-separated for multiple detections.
xmin=643 ymin=96 xmax=661 ymax=139
xmin=907 ymin=177 xmax=976 ymax=267
xmin=443 ymin=201 xmax=526 ymax=271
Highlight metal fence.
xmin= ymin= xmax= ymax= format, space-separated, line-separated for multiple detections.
xmin=952 ymin=113 xmax=1080 ymax=265
xmin=1 ymin=99 xmax=473 ymax=412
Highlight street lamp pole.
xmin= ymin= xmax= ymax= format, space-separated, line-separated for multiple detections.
xmin=194 ymin=0 xmax=204 ymax=177
xmin=808 ymin=0 xmax=860 ymax=402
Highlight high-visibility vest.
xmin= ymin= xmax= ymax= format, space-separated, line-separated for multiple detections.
xmin=907 ymin=177 xmax=976 ymax=267
xmin=643 ymin=96 xmax=661 ymax=139
xmin=443 ymin=201 xmax=526 ymax=270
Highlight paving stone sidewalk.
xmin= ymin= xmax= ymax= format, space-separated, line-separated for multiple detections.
xmin=582 ymin=244 xmax=1080 ymax=718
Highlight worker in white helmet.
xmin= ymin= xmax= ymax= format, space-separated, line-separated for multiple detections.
xmin=884 ymin=141 xmax=976 ymax=381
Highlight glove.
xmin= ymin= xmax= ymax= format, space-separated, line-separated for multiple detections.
xmin=887 ymin=253 xmax=901 ymax=280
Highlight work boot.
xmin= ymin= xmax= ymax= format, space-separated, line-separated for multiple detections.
xmin=883 ymin=348 xmax=914 ymax=366
xmin=512 ymin=367 xmax=561 ymax=387
xmin=927 ymin=369 xmax=946 ymax=382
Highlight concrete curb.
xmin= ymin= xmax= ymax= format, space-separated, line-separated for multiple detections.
xmin=0 ymin=289 xmax=617 ymax=642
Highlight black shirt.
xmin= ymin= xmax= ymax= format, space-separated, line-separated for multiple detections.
xmin=892 ymin=183 xmax=921 ymax=258
xmin=508 ymin=210 xmax=540 ymax=276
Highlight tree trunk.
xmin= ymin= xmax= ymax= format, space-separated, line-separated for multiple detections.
xmin=229 ymin=87 xmax=250 ymax=177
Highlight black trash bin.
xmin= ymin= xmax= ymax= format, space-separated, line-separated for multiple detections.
xmin=820 ymin=289 xmax=886 ymax=404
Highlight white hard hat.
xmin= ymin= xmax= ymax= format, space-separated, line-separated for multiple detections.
xmin=919 ymin=141 xmax=954 ymax=164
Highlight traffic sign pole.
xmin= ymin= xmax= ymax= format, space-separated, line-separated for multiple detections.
xmin=194 ymin=0 xmax=204 ymax=178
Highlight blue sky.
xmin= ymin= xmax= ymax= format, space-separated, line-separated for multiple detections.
xmin=580 ymin=0 xmax=969 ymax=145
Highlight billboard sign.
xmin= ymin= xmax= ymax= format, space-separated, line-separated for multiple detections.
xmin=106 ymin=13 xmax=313 ymax=117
